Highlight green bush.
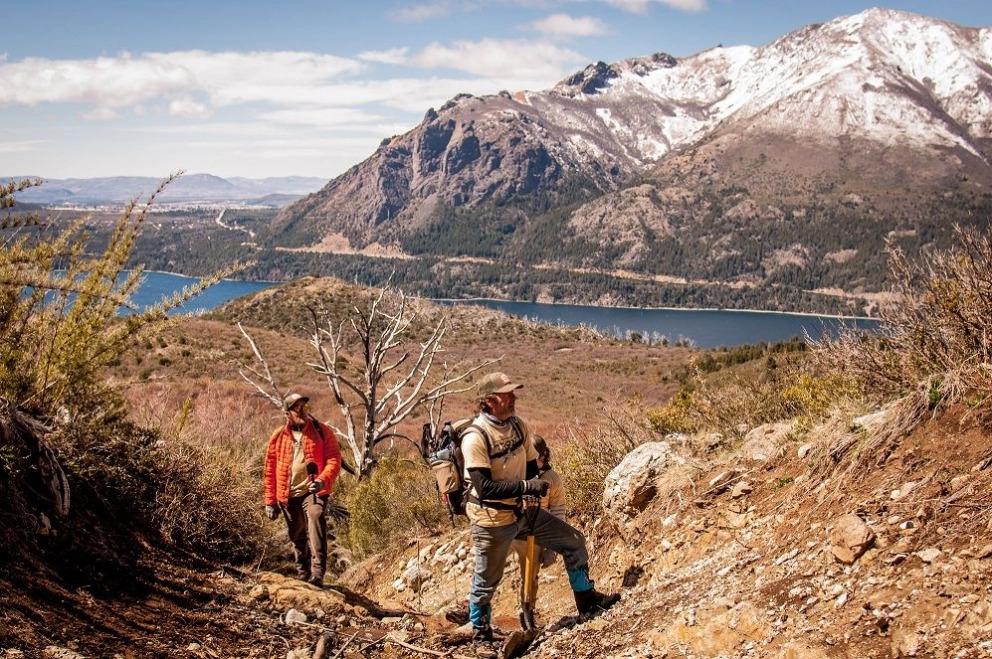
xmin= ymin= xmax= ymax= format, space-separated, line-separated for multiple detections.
xmin=339 ymin=457 xmax=449 ymax=558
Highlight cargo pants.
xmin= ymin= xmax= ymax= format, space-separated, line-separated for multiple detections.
xmin=285 ymin=494 xmax=328 ymax=581
xmin=468 ymin=508 xmax=593 ymax=629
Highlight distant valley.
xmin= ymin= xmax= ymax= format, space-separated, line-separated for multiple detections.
xmin=6 ymin=173 xmax=326 ymax=206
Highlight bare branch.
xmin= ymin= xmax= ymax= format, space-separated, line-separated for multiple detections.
xmin=237 ymin=323 xmax=284 ymax=408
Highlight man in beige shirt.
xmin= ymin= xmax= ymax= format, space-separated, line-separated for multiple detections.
xmin=460 ymin=372 xmax=619 ymax=641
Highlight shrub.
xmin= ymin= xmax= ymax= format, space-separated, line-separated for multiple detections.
xmin=339 ymin=457 xmax=449 ymax=558
xmin=646 ymin=365 xmax=851 ymax=443
xmin=557 ymin=405 xmax=658 ymax=518
xmin=0 ymin=177 xmax=257 ymax=568
xmin=815 ymin=226 xmax=992 ymax=424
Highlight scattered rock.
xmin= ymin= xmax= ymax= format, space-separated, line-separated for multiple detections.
xmin=978 ymin=543 xmax=992 ymax=559
xmin=731 ymin=481 xmax=753 ymax=499
xmin=891 ymin=628 xmax=922 ymax=657
xmin=915 ymin=547 xmax=943 ymax=564
xmin=741 ymin=421 xmax=792 ymax=461
xmin=852 ymin=405 xmax=897 ymax=435
xmin=284 ymin=609 xmax=308 ymax=625
xmin=286 ymin=650 xmax=310 ymax=659
xmin=830 ymin=514 xmax=875 ymax=564
xmin=707 ymin=469 xmax=739 ymax=494
xmin=890 ymin=481 xmax=917 ymax=501
xmin=797 ymin=443 xmax=814 ymax=459
xmin=247 ymin=584 xmax=268 ymax=602
xmin=42 ymin=649 xmax=84 ymax=659
xmin=602 ymin=442 xmax=684 ymax=522
xmin=402 ymin=563 xmax=432 ymax=593
xmin=950 ymin=475 xmax=970 ymax=491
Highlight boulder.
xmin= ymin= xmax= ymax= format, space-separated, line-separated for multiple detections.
xmin=257 ymin=572 xmax=346 ymax=613
xmin=603 ymin=442 xmax=683 ymax=522
xmin=830 ymin=514 xmax=875 ymax=564
xmin=741 ymin=422 xmax=792 ymax=461
xmin=402 ymin=563 xmax=432 ymax=592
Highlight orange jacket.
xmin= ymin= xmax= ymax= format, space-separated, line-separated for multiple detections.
xmin=263 ymin=418 xmax=342 ymax=505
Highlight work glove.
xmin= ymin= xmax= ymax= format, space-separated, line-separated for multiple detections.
xmin=521 ymin=478 xmax=550 ymax=497
xmin=265 ymin=505 xmax=279 ymax=521
xmin=307 ymin=479 xmax=324 ymax=494
xmin=540 ymin=547 xmax=557 ymax=568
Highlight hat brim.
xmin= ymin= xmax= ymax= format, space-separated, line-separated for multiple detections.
xmin=491 ymin=383 xmax=523 ymax=394
xmin=285 ymin=395 xmax=310 ymax=410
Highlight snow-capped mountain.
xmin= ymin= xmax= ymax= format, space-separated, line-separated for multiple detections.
xmin=273 ymin=8 xmax=992 ymax=284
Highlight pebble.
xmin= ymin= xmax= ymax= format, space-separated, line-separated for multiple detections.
xmin=284 ymin=609 xmax=308 ymax=625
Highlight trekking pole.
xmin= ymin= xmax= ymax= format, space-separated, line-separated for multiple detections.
xmin=306 ymin=461 xmax=319 ymax=504
xmin=504 ymin=495 xmax=542 ymax=659
xmin=519 ymin=494 xmax=541 ymax=632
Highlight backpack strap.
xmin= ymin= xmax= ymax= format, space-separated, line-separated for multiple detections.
xmin=489 ymin=417 xmax=526 ymax=460
xmin=464 ymin=423 xmax=492 ymax=456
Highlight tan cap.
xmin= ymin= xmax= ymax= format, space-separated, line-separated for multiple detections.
xmin=476 ymin=372 xmax=523 ymax=398
xmin=283 ymin=392 xmax=309 ymax=411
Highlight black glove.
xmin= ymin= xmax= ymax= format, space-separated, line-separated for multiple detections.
xmin=307 ymin=479 xmax=324 ymax=494
xmin=521 ymin=479 xmax=549 ymax=497
xmin=265 ymin=505 xmax=279 ymax=521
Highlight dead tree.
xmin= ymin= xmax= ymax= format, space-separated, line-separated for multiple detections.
xmin=307 ymin=286 xmax=497 ymax=479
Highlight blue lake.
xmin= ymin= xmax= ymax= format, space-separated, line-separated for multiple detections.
xmin=437 ymin=299 xmax=880 ymax=349
xmin=132 ymin=271 xmax=275 ymax=314
xmin=135 ymin=272 xmax=880 ymax=348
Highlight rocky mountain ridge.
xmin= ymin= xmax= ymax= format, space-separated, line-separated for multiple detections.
xmin=275 ymin=8 xmax=991 ymax=247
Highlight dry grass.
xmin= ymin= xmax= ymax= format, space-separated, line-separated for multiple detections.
xmin=556 ymin=403 xmax=661 ymax=518
xmin=814 ymin=226 xmax=992 ymax=468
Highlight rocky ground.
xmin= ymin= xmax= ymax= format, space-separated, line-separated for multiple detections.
xmin=5 ymin=400 xmax=992 ymax=658
xmin=321 ymin=403 xmax=992 ymax=658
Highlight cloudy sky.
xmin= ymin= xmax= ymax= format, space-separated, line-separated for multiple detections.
xmin=3 ymin=0 xmax=990 ymax=179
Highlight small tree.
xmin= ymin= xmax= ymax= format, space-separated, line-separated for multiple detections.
xmin=239 ymin=285 xmax=497 ymax=479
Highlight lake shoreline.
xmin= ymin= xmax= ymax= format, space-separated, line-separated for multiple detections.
xmin=142 ymin=269 xmax=876 ymax=319
xmin=429 ymin=296 xmax=879 ymax=322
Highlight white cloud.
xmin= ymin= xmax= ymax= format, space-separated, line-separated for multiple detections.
xmin=530 ymin=13 xmax=609 ymax=38
xmin=0 ymin=140 xmax=45 ymax=154
xmin=168 ymin=97 xmax=211 ymax=118
xmin=604 ymin=0 xmax=706 ymax=13
xmin=411 ymin=39 xmax=584 ymax=89
xmin=391 ymin=1 xmax=480 ymax=22
xmin=0 ymin=50 xmax=363 ymax=110
xmin=357 ymin=48 xmax=410 ymax=65
xmin=81 ymin=107 xmax=119 ymax=121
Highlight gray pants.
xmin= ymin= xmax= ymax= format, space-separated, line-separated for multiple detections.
xmin=469 ymin=509 xmax=589 ymax=620
xmin=285 ymin=494 xmax=328 ymax=580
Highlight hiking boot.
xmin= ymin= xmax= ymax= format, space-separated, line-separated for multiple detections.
xmin=308 ymin=575 xmax=325 ymax=588
xmin=444 ymin=601 xmax=470 ymax=625
xmin=573 ymin=588 xmax=621 ymax=617
xmin=445 ymin=622 xmax=493 ymax=645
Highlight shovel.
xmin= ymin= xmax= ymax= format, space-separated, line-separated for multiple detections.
xmin=502 ymin=495 xmax=541 ymax=659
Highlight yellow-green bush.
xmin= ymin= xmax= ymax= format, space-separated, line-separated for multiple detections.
xmin=339 ymin=457 xmax=449 ymax=558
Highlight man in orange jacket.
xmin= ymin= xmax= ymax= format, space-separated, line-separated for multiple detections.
xmin=264 ymin=392 xmax=342 ymax=586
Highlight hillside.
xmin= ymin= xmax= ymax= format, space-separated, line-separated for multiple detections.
xmin=265 ymin=8 xmax=992 ymax=312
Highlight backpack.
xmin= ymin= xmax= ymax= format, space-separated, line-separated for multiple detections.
xmin=423 ymin=417 xmax=525 ymax=518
